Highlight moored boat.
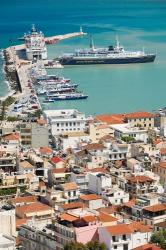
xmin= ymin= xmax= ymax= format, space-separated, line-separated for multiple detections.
xmin=58 ymin=37 xmax=156 ymax=65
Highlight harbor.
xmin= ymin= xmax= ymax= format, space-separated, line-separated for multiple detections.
xmin=0 ymin=25 xmax=88 ymax=117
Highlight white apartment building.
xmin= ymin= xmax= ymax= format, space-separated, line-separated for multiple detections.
xmin=88 ymin=172 xmax=112 ymax=195
xmin=0 ymin=205 xmax=16 ymax=237
xmin=99 ymin=222 xmax=152 ymax=250
xmin=43 ymin=109 xmax=88 ymax=135
xmin=111 ymin=124 xmax=148 ymax=143
xmin=102 ymin=187 xmax=129 ymax=205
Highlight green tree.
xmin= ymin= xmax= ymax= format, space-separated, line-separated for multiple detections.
xmin=121 ymin=135 xmax=135 ymax=143
xmin=34 ymin=109 xmax=43 ymax=119
xmin=64 ymin=242 xmax=86 ymax=250
xmin=86 ymin=240 xmax=106 ymax=250
xmin=63 ymin=241 xmax=107 ymax=250
xmin=151 ymin=230 xmax=166 ymax=250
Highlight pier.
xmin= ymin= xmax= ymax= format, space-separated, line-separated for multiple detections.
xmin=0 ymin=28 xmax=87 ymax=113
xmin=45 ymin=30 xmax=87 ymax=44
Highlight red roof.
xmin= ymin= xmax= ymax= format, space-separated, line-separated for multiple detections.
xmin=160 ymin=148 xmax=166 ymax=155
xmin=96 ymin=114 xmax=125 ymax=125
xmin=59 ymin=202 xmax=83 ymax=210
xmin=3 ymin=133 xmax=20 ymax=141
xmin=40 ymin=147 xmax=53 ymax=154
xmin=106 ymin=222 xmax=151 ymax=236
xmin=51 ymin=156 xmax=63 ymax=164
xmin=16 ymin=218 xmax=28 ymax=228
xmin=133 ymin=243 xmax=162 ymax=250
xmin=52 ymin=168 xmax=66 ymax=173
xmin=127 ymin=176 xmax=154 ymax=184
xmin=125 ymin=111 xmax=154 ymax=119
xmin=80 ymin=194 xmax=102 ymax=201
xmin=143 ymin=203 xmax=166 ymax=213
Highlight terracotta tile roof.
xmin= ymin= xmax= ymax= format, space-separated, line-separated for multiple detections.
xmin=127 ymin=175 xmax=154 ymax=184
xmin=19 ymin=161 xmax=33 ymax=169
xmin=11 ymin=196 xmax=37 ymax=205
xmin=59 ymin=202 xmax=83 ymax=210
xmin=106 ymin=224 xmax=133 ymax=235
xmin=51 ymin=156 xmax=63 ymax=164
xmin=40 ymin=147 xmax=53 ymax=154
xmin=128 ymin=222 xmax=152 ymax=233
xmin=143 ymin=203 xmax=166 ymax=213
xmin=125 ymin=111 xmax=154 ymax=119
xmin=82 ymin=215 xmax=96 ymax=223
xmin=153 ymin=139 xmax=162 ymax=146
xmin=96 ymin=114 xmax=125 ymax=125
xmin=3 ymin=133 xmax=20 ymax=141
xmin=82 ymin=143 xmax=105 ymax=151
xmin=59 ymin=213 xmax=78 ymax=222
xmin=155 ymin=161 xmax=166 ymax=169
xmin=61 ymin=182 xmax=78 ymax=191
xmin=98 ymin=212 xmax=117 ymax=222
xmin=80 ymin=194 xmax=102 ymax=201
xmin=160 ymin=148 xmax=166 ymax=155
xmin=16 ymin=202 xmax=53 ymax=216
xmin=123 ymin=199 xmax=136 ymax=208
xmin=97 ymin=205 xmax=120 ymax=214
xmin=52 ymin=168 xmax=66 ymax=174
xmin=87 ymin=167 xmax=108 ymax=174
xmin=16 ymin=218 xmax=28 ymax=228
xmin=133 ymin=243 xmax=162 ymax=250
xmin=106 ymin=222 xmax=151 ymax=236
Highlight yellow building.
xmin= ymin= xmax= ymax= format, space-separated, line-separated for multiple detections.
xmin=89 ymin=122 xmax=114 ymax=143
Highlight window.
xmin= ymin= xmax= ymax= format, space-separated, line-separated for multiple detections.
xmin=114 ymin=246 xmax=117 ymax=249
xmin=144 ymin=124 xmax=146 ymax=127
xmin=69 ymin=122 xmax=72 ymax=126
xmin=149 ymin=124 xmax=151 ymax=127
xmin=57 ymin=123 xmax=59 ymax=127
xmin=66 ymin=123 xmax=68 ymax=126
xmin=112 ymin=236 xmax=116 ymax=242
xmin=123 ymin=235 xmax=127 ymax=241
xmin=123 ymin=244 xmax=128 ymax=250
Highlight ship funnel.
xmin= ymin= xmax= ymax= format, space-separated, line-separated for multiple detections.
xmin=90 ymin=35 xmax=95 ymax=51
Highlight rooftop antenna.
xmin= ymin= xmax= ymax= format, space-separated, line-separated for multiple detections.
xmin=90 ymin=35 xmax=95 ymax=51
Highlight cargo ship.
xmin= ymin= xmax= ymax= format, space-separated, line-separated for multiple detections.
xmin=58 ymin=37 xmax=156 ymax=65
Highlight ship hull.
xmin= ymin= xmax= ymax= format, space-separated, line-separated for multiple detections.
xmin=59 ymin=55 xmax=156 ymax=65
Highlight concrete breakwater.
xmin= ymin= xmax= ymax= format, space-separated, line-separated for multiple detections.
xmin=3 ymin=49 xmax=20 ymax=93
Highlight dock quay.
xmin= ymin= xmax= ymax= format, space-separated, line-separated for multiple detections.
xmin=0 ymin=28 xmax=87 ymax=116
xmin=45 ymin=30 xmax=87 ymax=44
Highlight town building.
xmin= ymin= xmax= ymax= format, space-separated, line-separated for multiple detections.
xmin=20 ymin=119 xmax=49 ymax=148
xmin=99 ymin=222 xmax=152 ymax=250
xmin=43 ymin=109 xmax=88 ymax=135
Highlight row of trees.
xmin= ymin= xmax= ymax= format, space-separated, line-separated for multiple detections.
xmin=64 ymin=241 xmax=106 ymax=250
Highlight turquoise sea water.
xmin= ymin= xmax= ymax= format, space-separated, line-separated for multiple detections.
xmin=1 ymin=0 xmax=166 ymax=114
